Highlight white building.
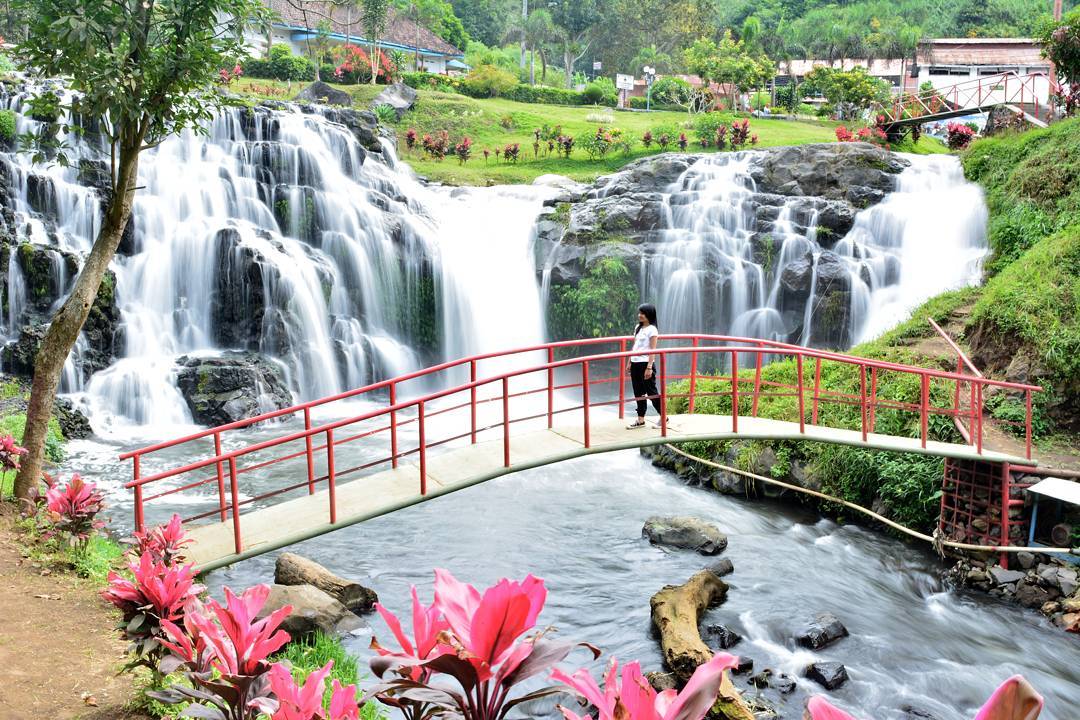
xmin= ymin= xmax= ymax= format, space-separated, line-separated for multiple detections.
xmin=913 ymin=38 xmax=1052 ymax=105
xmin=249 ymin=0 xmax=466 ymax=75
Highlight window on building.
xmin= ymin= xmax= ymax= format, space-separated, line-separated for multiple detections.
xmin=930 ymin=66 xmax=970 ymax=76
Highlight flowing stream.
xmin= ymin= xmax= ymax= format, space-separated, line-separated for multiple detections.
xmin=1 ymin=92 xmax=1073 ymax=717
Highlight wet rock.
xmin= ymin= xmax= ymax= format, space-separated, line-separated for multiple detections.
xmin=370 ymin=82 xmax=417 ymax=119
xmin=708 ymin=558 xmax=735 ymax=577
xmin=562 ymin=193 xmax=665 ymax=245
xmin=773 ymin=674 xmax=797 ymax=694
xmin=591 ymin=154 xmax=695 ymax=196
xmin=796 ymin=613 xmax=848 ymax=650
xmin=646 ymin=671 xmax=678 ymax=692
xmin=744 ymin=696 xmax=779 ymax=719
xmin=1017 ymin=551 xmax=1036 ymax=569
xmin=260 ymin=584 xmax=364 ymax=638
xmin=295 ymin=81 xmax=352 ymax=107
xmin=275 ymin=553 xmax=378 ymax=614
xmin=0 ymin=325 xmax=45 ymax=376
xmin=805 ymin=662 xmax=848 ymax=690
xmin=53 ymin=397 xmax=92 ymax=439
xmin=1014 ymin=580 xmax=1057 ymax=609
xmin=175 ymin=352 xmax=293 ymax=426
xmin=988 ymin=566 xmax=1025 ymax=586
xmin=533 ymin=174 xmax=588 ymax=203
xmin=749 ymin=143 xmax=908 ymax=202
xmin=703 ymin=624 xmax=741 ymax=649
xmin=77 ymin=159 xmax=112 ymax=193
xmin=318 ymin=107 xmax=381 ymax=152
xmin=749 ymin=670 xmax=771 ymax=689
xmin=643 ymin=516 xmax=728 ymax=555
xmin=733 ymin=657 xmax=753 ymax=674
xmin=1057 ymin=568 xmax=1078 ymax=596
xmin=901 ymin=704 xmax=941 ymax=720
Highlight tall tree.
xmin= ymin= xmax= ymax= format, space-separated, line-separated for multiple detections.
xmin=362 ymin=0 xmax=392 ymax=83
xmin=684 ymin=31 xmax=774 ymax=109
xmin=12 ymin=0 xmax=269 ymax=501
xmin=397 ymin=0 xmax=445 ymax=69
xmin=505 ymin=7 xmax=555 ymax=83
xmin=546 ymin=0 xmax=605 ymax=88
xmin=450 ymin=0 xmax=513 ymax=47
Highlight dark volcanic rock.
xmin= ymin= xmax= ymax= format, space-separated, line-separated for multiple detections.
xmin=591 ymin=154 xmax=696 ymax=196
xmin=296 ymin=81 xmax=352 ymax=107
xmin=175 ymin=352 xmax=293 ymax=426
xmin=733 ymin=656 xmax=754 ymax=674
xmin=260 ymin=584 xmax=364 ymax=638
xmin=319 ymin=106 xmax=381 ymax=152
xmin=642 ymin=516 xmax=728 ymax=555
xmin=707 ymin=558 xmax=735 ymax=577
xmin=703 ymin=624 xmax=741 ymax=649
xmin=1 ymin=325 xmax=45 ymax=376
xmin=749 ymin=142 xmax=908 ymax=202
xmin=54 ymin=397 xmax=92 ymax=439
xmin=805 ymin=662 xmax=849 ymax=690
xmin=796 ymin=613 xmax=848 ymax=649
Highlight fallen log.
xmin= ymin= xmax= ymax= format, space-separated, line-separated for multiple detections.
xmin=275 ymin=552 xmax=378 ymax=614
xmin=649 ymin=570 xmax=728 ymax=681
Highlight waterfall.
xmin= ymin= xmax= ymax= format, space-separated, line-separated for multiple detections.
xmin=0 ymin=87 xmax=551 ymax=434
xmin=638 ymin=152 xmax=986 ymax=351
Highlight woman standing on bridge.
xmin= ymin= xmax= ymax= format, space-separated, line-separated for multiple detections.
xmin=627 ymin=304 xmax=662 ymax=429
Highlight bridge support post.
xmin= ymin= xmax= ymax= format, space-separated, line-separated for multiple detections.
xmin=659 ymin=354 xmax=667 ymax=437
xmin=502 ymin=378 xmax=511 ymax=467
xmin=582 ymin=362 xmax=590 ymax=448
xmin=976 ymin=384 xmax=983 ymax=454
xmin=796 ymin=354 xmax=805 ymax=433
xmin=920 ymin=373 xmax=930 ymax=448
xmin=134 ymin=482 xmax=144 ymax=533
xmin=214 ymin=432 xmax=228 ymax=521
xmin=547 ymin=348 xmax=555 ymax=427
xmin=470 ymin=361 xmax=478 ymax=443
xmin=1000 ymin=462 xmax=1011 ymax=570
xmin=617 ymin=340 xmax=626 ymax=420
xmin=228 ymin=457 xmax=242 ymax=554
xmin=869 ymin=366 xmax=878 ymax=432
xmin=730 ymin=350 xmax=738 ymax=433
xmin=811 ymin=357 xmax=822 ymax=425
xmin=390 ymin=383 xmax=399 ymax=466
xmin=860 ymin=365 xmax=868 ymax=442
xmin=304 ymin=408 xmax=315 ymax=493
xmin=326 ymin=428 xmax=337 ymax=524
xmin=751 ymin=342 xmax=763 ymax=417
xmin=418 ymin=400 xmax=427 ymax=494
xmin=688 ymin=338 xmax=698 ymax=414
xmin=1025 ymin=390 xmax=1033 ymax=460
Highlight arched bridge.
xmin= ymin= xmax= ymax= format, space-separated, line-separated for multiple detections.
xmin=870 ymin=71 xmax=1056 ymax=138
xmin=122 ymin=329 xmax=1041 ymax=571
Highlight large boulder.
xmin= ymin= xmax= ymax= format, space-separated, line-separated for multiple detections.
xmin=805 ymin=662 xmax=848 ymax=690
xmin=370 ymin=82 xmax=417 ymax=120
xmin=259 ymin=584 xmax=364 ymax=638
xmin=749 ymin=143 xmax=909 ymax=204
xmin=796 ymin=613 xmax=848 ymax=650
xmin=295 ymin=81 xmax=352 ymax=107
xmin=275 ymin=553 xmax=378 ymax=614
xmin=643 ymin=516 xmax=728 ymax=555
xmin=650 ymin=570 xmax=729 ymax=681
xmin=175 ymin=352 xmax=293 ymax=426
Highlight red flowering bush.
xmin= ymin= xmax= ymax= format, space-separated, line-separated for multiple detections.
xmin=642 ymin=130 xmax=654 ymax=148
xmin=558 ymin=134 xmax=575 ymax=158
xmin=369 ymin=569 xmax=598 ymax=720
xmin=404 ymin=128 xmax=417 ymax=152
xmin=455 ymin=136 xmax=473 ymax=164
xmin=503 ymin=143 xmax=520 ymax=163
xmin=677 ymin=133 xmax=688 ymax=151
xmin=268 ymin=661 xmax=359 ymax=720
xmin=835 ymin=126 xmax=854 ymax=142
xmin=421 ymin=130 xmax=450 ymax=160
xmin=714 ymin=124 xmax=728 ymax=150
xmin=132 ymin=513 xmax=191 ymax=565
xmin=657 ymin=133 xmax=671 ymax=150
xmin=946 ymin=121 xmax=976 ymax=149
xmin=102 ymin=550 xmax=204 ymax=676
xmin=42 ymin=474 xmax=105 ymax=546
xmin=218 ymin=64 xmax=243 ymax=85
xmin=730 ymin=119 xmax=752 ymax=149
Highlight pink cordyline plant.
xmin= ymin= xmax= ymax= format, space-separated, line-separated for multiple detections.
xmin=132 ymin=512 xmax=191 ymax=565
xmin=369 ymin=569 xmax=598 ymax=720
xmin=552 ymin=653 xmax=739 ymax=720
xmin=804 ymin=675 xmax=1043 ymax=720
xmin=268 ymin=661 xmax=361 ymax=720
xmin=43 ymin=473 xmax=105 ymax=545
xmin=151 ymin=584 xmax=293 ymax=720
xmin=101 ymin=551 xmax=204 ymax=675
xmin=0 ymin=433 xmax=26 ymax=472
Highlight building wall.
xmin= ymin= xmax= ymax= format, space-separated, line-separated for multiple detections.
xmin=915 ymin=65 xmax=1053 ymax=106
xmin=241 ymin=25 xmax=454 ymax=74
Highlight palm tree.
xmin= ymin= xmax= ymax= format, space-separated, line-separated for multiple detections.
xmin=505 ymin=8 xmax=555 ymax=85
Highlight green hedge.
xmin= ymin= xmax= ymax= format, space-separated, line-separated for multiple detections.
xmin=242 ymin=44 xmax=316 ymax=82
xmin=402 ymin=70 xmax=587 ymax=107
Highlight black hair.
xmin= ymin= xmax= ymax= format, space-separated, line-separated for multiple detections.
xmin=634 ymin=303 xmax=658 ymax=334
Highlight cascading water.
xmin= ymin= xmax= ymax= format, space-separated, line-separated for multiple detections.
xmin=637 ymin=152 xmax=986 ymax=350
xmin=0 ymin=88 xmax=551 ymax=435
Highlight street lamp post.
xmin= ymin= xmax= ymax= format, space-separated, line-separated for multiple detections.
xmin=644 ymin=66 xmax=656 ymax=111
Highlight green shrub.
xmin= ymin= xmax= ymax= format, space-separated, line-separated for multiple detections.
xmin=0 ymin=413 xmax=65 ymax=465
xmin=628 ymin=96 xmax=648 ymax=109
xmin=693 ymin=112 xmax=728 ymax=146
xmin=461 ymin=64 xmax=518 ymax=98
xmin=0 ymin=110 xmax=16 ymax=142
xmin=0 ymin=53 xmax=14 ymax=73
xmin=71 ymin=535 xmax=125 ymax=584
xmin=548 ymin=258 xmax=638 ymax=339
xmin=402 ymin=71 xmax=459 ymax=93
xmin=650 ymin=76 xmax=693 ymax=106
xmin=503 ymin=83 xmax=583 ymax=105
xmin=986 ymin=201 xmax=1053 ymax=273
xmin=582 ymin=77 xmax=617 ymax=106
xmin=751 ymin=91 xmax=770 ymax=110
xmin=259 ymin=44 xmax=316 ymax=81
xmin=373 ymin=104 xmax=397 ymax=124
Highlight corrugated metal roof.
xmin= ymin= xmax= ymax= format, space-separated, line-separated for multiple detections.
xmin=1029 ymin=477 xmax=1080 ymax=506
xmin=266 ymin=0 xmax=462 ymax=56
xmin=917 ymin=38 xmax=1046 ymax=66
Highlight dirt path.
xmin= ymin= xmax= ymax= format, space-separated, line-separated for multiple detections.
xmin=0 ymin=512 xmax=145 ymax=720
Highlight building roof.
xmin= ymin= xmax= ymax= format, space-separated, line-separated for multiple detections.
xmin=917 ymin=38 xmax=1046 ymax=66
xmin=267 ymin=0 xmax=462 ymax=56
xmin=1028 ymin=477 xmax=1080 ymax=506
xmin=781 ymin=58 xmax=904 ymax=77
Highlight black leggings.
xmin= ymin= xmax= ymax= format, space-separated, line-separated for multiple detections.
xmin=630 ymin=361 xmax=662 ymax=418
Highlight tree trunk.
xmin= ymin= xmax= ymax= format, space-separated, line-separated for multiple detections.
xmin=540 ymin=49 xmax=547 ymax=84
xmin=15 ymin=139 xmax=141 ymax=500
xmin=275 ymin=552 xmax=378 ymax=613
xmin=563 ymin=44 xmax=573 ymax=89
xmin=519 ymin=0 xmax=527 ymax=68
xmin=649 ymin=570 xmax=728 ymax=681
xmin=529 ymin=49 xmax=535 ymax=85
xmin=371 ymin=40 xmax=378 ymax=85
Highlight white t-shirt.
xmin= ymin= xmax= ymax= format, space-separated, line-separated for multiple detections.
xmin=631 ymin=325 xmax=658 ymax=362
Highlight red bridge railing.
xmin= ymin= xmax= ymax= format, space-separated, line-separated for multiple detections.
xmin=122 ymin=331 xmax=1041 ymax=554
xmin=871 ymin=71 xmax=1053 ymax=126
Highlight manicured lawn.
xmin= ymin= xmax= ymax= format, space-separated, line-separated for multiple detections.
xmin=233 ymin=79 xmax=846 ymax=184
